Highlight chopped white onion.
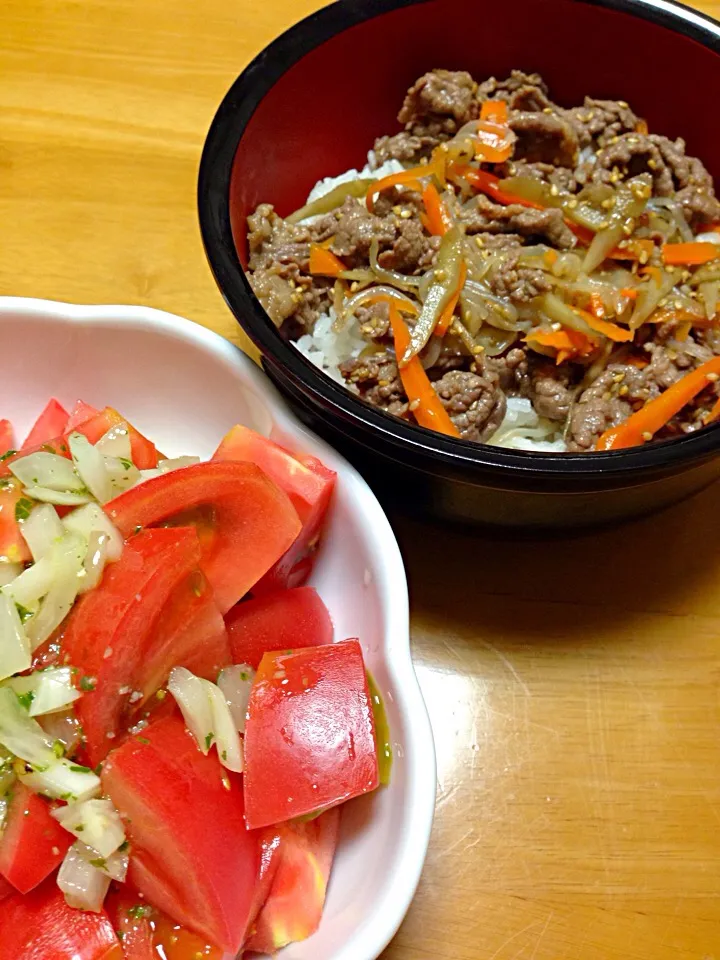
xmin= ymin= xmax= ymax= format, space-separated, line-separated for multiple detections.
xmin=0 ymin=686 xmax=56 ymax=767
xmin=2 ymin=554 xmax=54 ymax=610
xmin=0 ymin=563 xmax=23 ymax=587
xmin=53 ymin=798 xmax=126 ymax=858
xmin=21 ymin=757 xmax=101 ymax=803
xmin=5 ymin=667 xmax=81 ymax=716
xmin=57 ymin=842 xmax=111 ymax=912
xmin=78 ymin=532 xmax=110 ymax=594
xmin=95 ymin=422 xmax=132 ymax=461
xmin=217 ymin=665 xmax=255 ymax=734
xmin=25 ymin=532 xmax=86 ymax=650
xmin=136 ymin=468 xmax=162 ymax=484
xmin=22 ymin=486 xmax=93 ymax=506
xmin=0 ymin=594 xmax=31 ymax=680
xmin=168 ymin=667 xmax=213 ymax=754
xmin=39 ymin=710 xmax=82 ymax=754
xmin=69 ymin=433 xmax=112 ymax=504
xmin=168 ymin=667 xmax=244 ymax=773
xmin=73 ymin=839 xmax=129 ymax=882
xmin=21 ymin=504 xmax=64 ymax=561
xmin=62 ymin=503 xmax=123 ymax=562
xmin=104 ymin=456 xmax=141 ymax=496
xmin=10 ymin=452 xmax=84 ymax=493
xmin=158 ymin=456 xmax=201 ymax=473
xmin=0 ymin=747 xmax=16 ymax=797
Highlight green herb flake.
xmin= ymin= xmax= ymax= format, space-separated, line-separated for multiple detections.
xmin=240 ymin=671 xmax=249 ymax=682
xmin=89 ymin=857 xmax=106 ymax=869
xmin=0 ymin=449 xmax=17 ymax=462
xmin=52 ymin=741 xmax=65 ymax=759
xmin=118 ymin=840 xmax=130 ymax=853
xmin=205 ymin=732 xmax=214 ymax=751
xmin=79 ymin=676 xmax=96 ymax=692
xmin=127 ymin=905 xmax=152 ymax=920
xmin=69 ymin=764 xmax=92 ymax=774
xmin=118 ymin=458 xmax=133 ymax=470
xmin=15 ymin=603 xmax=33 ymax=624
xmin=16 ymin=690 xmax=35 ymax=711
xmin=14 ymin=498 xmax=34 ymax=522
xmin=136 ymin=737 xmax=150 ymax=745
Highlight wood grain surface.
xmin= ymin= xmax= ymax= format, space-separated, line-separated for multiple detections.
xmin=3 ymin=2 xmax=720 ymax=957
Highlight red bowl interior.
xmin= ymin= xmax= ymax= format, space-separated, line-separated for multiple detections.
xmin=230 ymin=0 xmax=720 ymax=264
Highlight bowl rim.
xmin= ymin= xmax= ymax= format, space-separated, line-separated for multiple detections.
xmin=198 ymin=0 xmax=720 ymax=481
xmin=0 ymin=295 xmax=437 ymax=960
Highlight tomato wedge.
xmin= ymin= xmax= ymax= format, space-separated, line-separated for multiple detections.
xmin=243 ymin=640 xmax=379 ymax=829
xmin=22 ymin=399 xmax=69 ymax=449
xmin=66 ymin=400 xmax=100 ymax=431
xmin=0 ymin=477 xmax=32 ymax=564
xmin=135 ymin=570 xmax=230 ymax=707
xmin=0 ymin=783 xmax=72 ymax=893
xmin=0 ymin=879 xmax=122 ymax=960
xmin=105 ymin=461 xmax=301 ymax=614
xmin=0 ymin=420 xmax=16 ymax=457
xmin=226 ymin=586 xmax=333 ymax=669
xmin=62 ymin=527 xmax=202 ymax=766
xmin=105 ymin=891 xmax=154 ymax=960
xmin=0 ymin=873 xmax=13 ymax=903
xmin=212 ymin=426 xmax=336 ymax=594
xmin=244 ymin=808 xmax=340 ymax=954
xmin=102 ymin=716 xmax=260 ymax=953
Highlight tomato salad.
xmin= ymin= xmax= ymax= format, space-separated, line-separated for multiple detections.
xmin=0 ymin=400 xmax=388 ymax=959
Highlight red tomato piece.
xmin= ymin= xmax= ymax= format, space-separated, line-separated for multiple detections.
xmin=0 ymin=420 xmax=15 ymax=457
xmin=22 ymin=399 xmax=70 ymax=449
xmin=244 ymin=640 xmax=379 ymax=829
xmin=0 ymin=783 xmax=72 ymax=893
xmin=105 ymin=461 xmax=301 ymax=614
xmin=72 ymin=407 xmax=160 ymax=469
xmin=212 ymin=425 xmax=336 ymax=594
xmin=0 ymin=879 xmax=122 ymax=960
xmin=226 ymin=586 xmax=333 ymax=669
xmin=62 ymin=527 xmax=202 ymax=766
xmin=0 ymin=477 xmax=32 ymax=564
xmin=0 ymin=873 xmax=13 ymax=902
xmin=102 ymin=716 xmax=260 ymax=953
xmin=244 ymin=808 xmax=340 ymax=954
xmin=66 ymin=399 xmax=100 ymax=430
xmin=134 ymin=570 xmax=231 ymax=707
xmin=105 ymin=890 xmax=154 ymax=960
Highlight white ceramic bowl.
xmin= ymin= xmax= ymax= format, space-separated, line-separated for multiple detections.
xmin=0 ymin=297 xmax=436 ymax=960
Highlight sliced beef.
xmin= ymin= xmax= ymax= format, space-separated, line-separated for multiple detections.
xmin=339 ymin=351 xmax=408 ymax=417
xmin=487 ymin=347 xmax=530 ymax=394
xmin=398 ymin=69 xmax=479 ymax=139
xmin=329 ymin=197 xmax=395 ymax=266
xmin=509 ymin=111 xmax=579 ymax=168
xmin=568 ymin=396 xmax=631 ymax=451
xmin=433 ymin=369 xmax=507 ymax=441
xmin=563 ymin=97 xmax=641 ymax=149
xmin=529 ymin=363 xmax=575 ymax=421
xmin=248 ymin=269 xmax=297 ymax=327
xmin=378 ymin=218 xmax=439 ymax=273
xmin=592 ymin=133 xmax=720 ymax=226
xmin=355 ymin=302 xmax=390 ymax=341
xmin=372 ymin=132 xmax=437 ymax=166
xmin=247 ymin=203 xmax=333 ymax=272
xmin=477 ymin=71 xmax=553 ymax=112
xmin=461 ymin=194 xmax=576 ymax=249
xmin=485 ymin=248 xmax=553 ymax=303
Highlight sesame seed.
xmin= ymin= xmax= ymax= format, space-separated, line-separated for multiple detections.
xmin=619 ymin=385 xmax=629 ymax=396
xmin=550 ymin=184 xmax=559 ymax=197
xmin=618 ymin=100 xmax=629 ymax=108
xmin=474 ymin=235 xmax=485 ymax=248
xmin=567 ymin=198 xmax=578 ymax=209
xmin=543 ymin=107 xmax=553 ymax=115
xmin=707 ymin=373 xmax=719 ymax=382
xmin=642 ymin=431 xmax=653 ymax=441
xmin=551 ymin=322 xmax=562 ymax=332
xmin=408 ymin=399 xmax=421 ymax=411
xmin=392 ymin=205 xmax=402 ymax=215
xmin=400 ymin=209 xmax=412 ymax=219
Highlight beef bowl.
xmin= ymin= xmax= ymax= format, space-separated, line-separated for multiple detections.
xmin=199 ymin=0 xmax=720 ymax=529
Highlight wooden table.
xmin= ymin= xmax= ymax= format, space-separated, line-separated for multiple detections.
xmin=3 ymin=3 xmax=720 ymax=957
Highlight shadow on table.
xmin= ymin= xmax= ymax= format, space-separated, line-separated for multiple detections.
xmin=390 ymin=476 xmax=720 ymax=649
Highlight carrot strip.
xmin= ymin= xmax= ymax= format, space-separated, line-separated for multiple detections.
xmin=525 ymin=328 xmax=595 ymax=363
xmin=662 ymin=242 xmax=720 ymax=266
xmin=449 ymin=163 xmax=545 ymax=210
xmin=309 ymin=244 xmax=346 ymax=277
xmin=367 ymin=152 xmax=446 ymax=211
xmin=620 ymin=287 xmax=639 ymax=300
xmin=387 ymin=302 xmax=460 ymax=437
xmin=635 ymin=119 xmax=649 ymax=135
xmin=473 ymin=120 xmax=514 ymax=163
xmin=435 ymin=262 xmax=467 ymax=337
xmin=543 ymin=249 xmax=559 ymax=268
xmin=576 ymin=308 xmax=634 ymax=343
xmin=596 ymin=356 xmax=720 ymax=450
xmin=610 ymin=239 xmax=654 ymax=262
xmin=361 ymin=292 xmax=419 ymax=316
xmin=422 ymin=183 xmax=453 ymax=237
xmin=480 ymin=100 xmax=508 ymax=124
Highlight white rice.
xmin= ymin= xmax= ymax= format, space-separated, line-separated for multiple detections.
xmin=292 ymin=157 xmax=568 ymax=453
